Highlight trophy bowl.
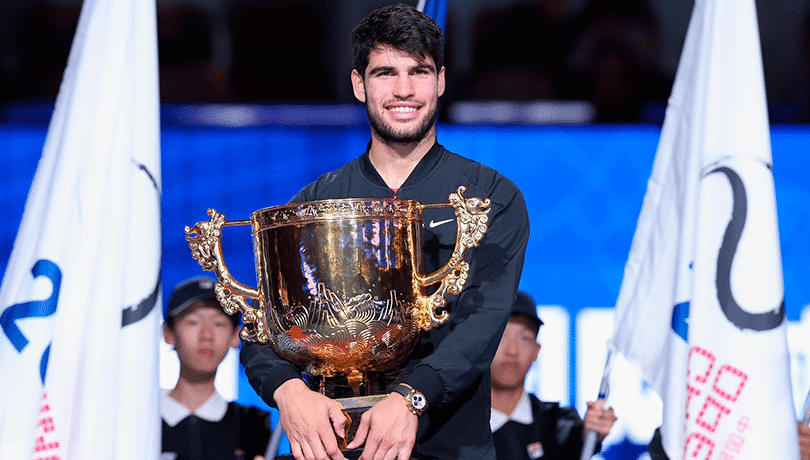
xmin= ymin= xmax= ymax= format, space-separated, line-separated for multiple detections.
xmin=184 ymin=186 xmax=489 ymax=385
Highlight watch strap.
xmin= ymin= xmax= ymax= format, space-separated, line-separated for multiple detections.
xmin=392 ymin=384 xmax=411 ymax=398
xmin=392 ymin=384 xmax=426 ymax=416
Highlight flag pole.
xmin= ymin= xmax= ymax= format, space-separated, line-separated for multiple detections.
xmin=265 ymin=423 xmax=285 ymax=459
xmin=415 ymin=0 xmax=447 ymax=32
xmin=579 ymin=349 xmax=612 ymax=460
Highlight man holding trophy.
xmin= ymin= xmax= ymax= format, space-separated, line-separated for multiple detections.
xmin=189 ymin=4 xmax=529 ymax=460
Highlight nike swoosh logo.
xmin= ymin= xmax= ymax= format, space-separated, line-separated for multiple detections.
xmin=428 ymin=218 xmax=454 ymax=228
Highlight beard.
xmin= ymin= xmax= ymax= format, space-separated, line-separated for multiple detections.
xmin=366 ymin=101 xmax=438 ymax=144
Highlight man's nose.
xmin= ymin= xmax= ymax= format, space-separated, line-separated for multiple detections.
xmin=392 ymin=74 xmax=415 ymax=98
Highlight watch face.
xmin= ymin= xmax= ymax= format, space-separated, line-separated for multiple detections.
xmin=410 ymin=392 xmax=426 ymax=410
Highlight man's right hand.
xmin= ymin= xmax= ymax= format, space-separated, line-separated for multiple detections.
xmin=274 ymin=379 xmax=349 ymax=460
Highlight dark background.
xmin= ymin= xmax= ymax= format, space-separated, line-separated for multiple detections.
xmin=1 ymin=0 xmax=809 ymax=123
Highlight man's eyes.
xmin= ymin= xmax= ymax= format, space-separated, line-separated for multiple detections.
xmin=369 ymin=68 xmax=395 ymax=77
xmin=372 ymin=68 xmax=431 ymax=77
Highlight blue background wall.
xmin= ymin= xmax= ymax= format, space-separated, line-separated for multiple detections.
xmin=2 ymin=122 xmax=809 ymax=457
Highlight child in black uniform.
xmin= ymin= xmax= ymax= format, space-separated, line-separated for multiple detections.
xmin=161 ymin=277 xmax=272 ymax=460
xmin=490 ymin=291 xmax=617 ymax=460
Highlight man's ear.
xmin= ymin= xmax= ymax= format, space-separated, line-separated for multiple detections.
xmin=351 ymin=69 xmax=366 ymax=103
xmin=437 ymin=66 xmax=446 ymax=97
xmin=163 ymin=324 xmax=175 ymax=347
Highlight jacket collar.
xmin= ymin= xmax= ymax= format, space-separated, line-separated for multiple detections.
xmin=359 ymin=141 xmax=444 ymax=190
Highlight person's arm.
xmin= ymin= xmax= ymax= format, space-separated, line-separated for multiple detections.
xmin=552 ymin=401 xmax=615 ymax=459
xmin=552 ymin=405 xmax=591 ymax=459
xmin=346 ymin=387 xmax=419 ymax=459
xmin=400 ymin=181 xmax=529 ymax=407
xmin=273 ymin=379 xmax=350 ymax=460
xmin=239 ymin=181 xmax=355 ymax=460
xmin=236 ymin=181 xmax=320 ymax=407
xmin=240 ymin=293 xmax=351 ymax=460
xmin=347 ymin=181 xmax=530 ymax=457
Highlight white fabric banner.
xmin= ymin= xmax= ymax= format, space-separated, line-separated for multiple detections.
xmin=609 ymin=0 xmax=798 ymax=459
xmin=0 ymin=0 xmax=161 ymax=458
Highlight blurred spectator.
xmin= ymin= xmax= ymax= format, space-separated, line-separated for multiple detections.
xmin=0 ymin=0 xmax=801 ymax=121
xmin=158 ymin=4 xmax=230 ymax=102
xmin=228 ymin=1 xmax=333 ymax=102
xmin=466 ymin=0 xmax=574 ymax=100
xmin=801 ymin=9 xmax=810 ymax=122
xmin=10 ymin=2 xmax=81 ymax=101
xmin=564 ymin=0 xmax=671 ymax=122
xmin=0 ymin=0 xmax=31 ymax=108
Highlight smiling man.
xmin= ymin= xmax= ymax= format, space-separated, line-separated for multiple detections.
xmin=240 ymin=4 xmax=530 ymax=460
xmin=353 ymin=46 xmax=443 ymax=148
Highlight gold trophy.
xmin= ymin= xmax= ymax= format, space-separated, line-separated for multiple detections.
xmin=184 ymin=186 xmax=489 ymax=446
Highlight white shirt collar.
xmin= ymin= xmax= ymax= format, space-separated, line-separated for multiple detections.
xmin=161 ymin=390 xmax=229 ymax=427
xmin=490 ymin=391 xmax=534 ymax=432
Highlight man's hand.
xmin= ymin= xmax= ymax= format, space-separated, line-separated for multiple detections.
xmin=346 ymin=392 xmax=418 ymax=460
xmin=274 ymin=379 xmax=350 ymax=460
xmin=583 ymin=400 xmax=617 ymax=440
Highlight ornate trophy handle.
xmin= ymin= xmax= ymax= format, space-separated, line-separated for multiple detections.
xmin=184 ymin=209 xmax=271 ymax=343
xmin=413 ymin=186 xmax=491 ymax=330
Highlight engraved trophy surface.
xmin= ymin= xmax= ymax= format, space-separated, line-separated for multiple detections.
xmin=185 ymin=186 xmax=489 ymax=446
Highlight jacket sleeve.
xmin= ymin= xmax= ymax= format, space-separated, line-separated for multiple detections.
xmin=555 ymin=405 xmax=596 ymax=459
xmin=240 ymin=340 xmax=303 ymax=408
xmin=238 ymin=186 xmax=314 ymax=407
xmin=399 ymin=179 xmax=530 ymax=408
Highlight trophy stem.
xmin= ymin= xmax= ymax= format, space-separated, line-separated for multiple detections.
xmin=319 ymin=376 xmax=326 ymax=395
xmin=347 ymin=370 xmax=364 ymax=397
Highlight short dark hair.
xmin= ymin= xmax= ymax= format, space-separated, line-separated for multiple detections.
xmin=351 ymin=3 xmax=444 ymax=75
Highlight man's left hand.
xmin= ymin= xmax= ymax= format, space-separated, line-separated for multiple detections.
xmin=346 ymin=393 xmax=418 ymax=460
xmin=583 ymin=400 xmax=617 ymax=439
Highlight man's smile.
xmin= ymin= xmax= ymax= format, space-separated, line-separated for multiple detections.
xmin=386 ymin=102 xmax=421 ymax=119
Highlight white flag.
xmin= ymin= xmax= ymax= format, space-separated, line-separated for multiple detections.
xmin=609 ymin=0 xmax=798 ymax=459
xmin=0 ymin=0 xmax=161 ymax=458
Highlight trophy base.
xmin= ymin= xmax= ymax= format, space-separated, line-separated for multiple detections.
xmin=335 ymin=394 xmax=388 ymax=445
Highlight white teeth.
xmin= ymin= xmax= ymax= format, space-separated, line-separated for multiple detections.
xmin=390 ymin=107 xmax=416 ymax=113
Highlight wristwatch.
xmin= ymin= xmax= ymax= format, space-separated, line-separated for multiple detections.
xmin=392 ymin=384 xmax=427 ymax=416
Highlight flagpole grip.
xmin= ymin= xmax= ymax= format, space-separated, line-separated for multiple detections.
xmin=185 ymin=208 xmax=269 ymax=343
xmin=579 ymin=350 xmax=612 ymax=460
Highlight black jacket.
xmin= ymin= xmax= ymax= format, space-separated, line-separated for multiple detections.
xmin=241 ymin=142 xmax=529 ymax=459
xmin=162 ymin=401 xmax=272 ymax=460
xmin=493 ymin=394 xmax=596 ymax=460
